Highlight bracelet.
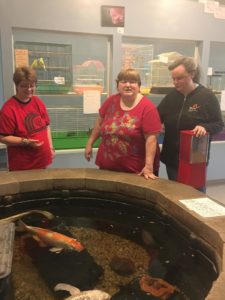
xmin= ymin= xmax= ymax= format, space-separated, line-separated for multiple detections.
xmin=21 ymin=138 xmax=30 ymax=146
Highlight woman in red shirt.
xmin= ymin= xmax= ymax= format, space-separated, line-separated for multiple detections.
xmin=0 ymin=66 xmax=55 ymax=171
xmin=85 ymin=68 xmax=161 ymax=179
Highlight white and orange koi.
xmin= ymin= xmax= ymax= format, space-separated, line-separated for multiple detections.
xmin=18 ymin=220 xmax=84 ymax=253
xmin=54 ymin=283 xmax=111 ymax=300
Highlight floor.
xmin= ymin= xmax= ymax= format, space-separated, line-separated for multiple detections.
xmin=157 ymin=162 xmax=225 ymax=206
xmin=206 ymin=180 xmax=225 ymax=205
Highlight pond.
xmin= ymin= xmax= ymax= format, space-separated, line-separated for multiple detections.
xmin=1 ymin=189 xmax=218 ymax=300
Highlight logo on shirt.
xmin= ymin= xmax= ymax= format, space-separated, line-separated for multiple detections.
xmin=188 ymin=104 xmax=200 ymax=112
xmin=25 ymin=112 xmax=46 ymax=133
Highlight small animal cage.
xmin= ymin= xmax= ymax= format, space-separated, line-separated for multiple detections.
xmin=73 ymin=60 xmax=105 ymax=94
xmin=47 ymin=107 xmax=99 ymax=149
xmin=122 ymin=44 xmax=154 ymax=94
xmin=14 ymin=41 xmax=73 ymax=95
xmin=149 ymin=52 xmax=182 ymax=94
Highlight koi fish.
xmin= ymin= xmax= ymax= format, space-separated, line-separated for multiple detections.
xmin=54 ymin=283 xmax=111 ymax=300
xmin=17 ymin=220 xmax=84 ymax=253
xmin=139 ymin=274 xmax=178 ymax=300
xmin=0 ymin=210 xmax=55 ymax=224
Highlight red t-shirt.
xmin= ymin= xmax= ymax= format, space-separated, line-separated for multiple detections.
xmin=0 ymin=96 xmax=52 ymax=171
xmin=96 ymin=94 xmax=162 ymax=173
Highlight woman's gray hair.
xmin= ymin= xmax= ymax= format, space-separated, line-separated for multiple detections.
xmin=168 ymin=56 xmax=201 ymax=83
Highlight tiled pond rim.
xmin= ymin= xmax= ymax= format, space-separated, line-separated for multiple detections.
xmin=0 ymin=168 xmax=225 ymax=300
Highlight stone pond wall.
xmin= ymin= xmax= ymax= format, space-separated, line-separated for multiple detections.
xmin=0 ymin=168 xmax=224 ymax=299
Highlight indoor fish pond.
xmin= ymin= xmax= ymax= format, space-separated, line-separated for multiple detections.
xmin=0 ymin=189 xmax=218 ymax=300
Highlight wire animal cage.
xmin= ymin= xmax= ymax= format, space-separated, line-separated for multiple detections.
xmin=149 ymin=52 xmax=182 ymax=94
xmin=47 ymin=107 xmax=98 ymax=149
xmin=14 ymin=41 xmax=73 ymax=94
xmin=122 ymin=44 xmax=154 ymax=94
xmin=73 ymin=60 xmax=105 ymax=94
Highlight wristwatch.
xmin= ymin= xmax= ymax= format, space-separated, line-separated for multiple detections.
xmin=21 ymin=138 xmax=30 ymax=146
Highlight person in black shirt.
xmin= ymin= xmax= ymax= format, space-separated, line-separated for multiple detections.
xmin=158 ymin=56 xmax=224 ymax=190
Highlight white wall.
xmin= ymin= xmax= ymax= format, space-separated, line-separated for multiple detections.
xmin=2 ymin=0 xmax=225 ymax=99
xmin=1 ymin=0 xmax=225 ymax=180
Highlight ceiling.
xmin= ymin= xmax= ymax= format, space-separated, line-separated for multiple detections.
xmin=190 ymin=0 xmax=225 ymax=5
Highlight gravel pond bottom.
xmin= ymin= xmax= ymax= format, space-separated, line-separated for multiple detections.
xmin=12 ymin=225 xmax=150 ymax=300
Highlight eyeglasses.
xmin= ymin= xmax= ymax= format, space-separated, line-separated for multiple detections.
xmin=119 ymin=80 xmax=138 ymax=85
xmin=18 ymin=83 xmax=36 ymax=89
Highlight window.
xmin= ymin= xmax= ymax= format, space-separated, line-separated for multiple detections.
xmin=13 ymin=29 xmax=111 ymax=149
xmin=122 ymin=36 xmax=201 ymax=94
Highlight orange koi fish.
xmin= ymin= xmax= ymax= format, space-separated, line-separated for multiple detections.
xmin=18 ymin=220 xmax=84 ymax=253
xmin=140 ymin=274 xmax=178 ymax=300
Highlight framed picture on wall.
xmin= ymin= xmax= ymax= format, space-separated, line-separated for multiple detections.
xmin=101 ymin=6 xmax=125 ymax=27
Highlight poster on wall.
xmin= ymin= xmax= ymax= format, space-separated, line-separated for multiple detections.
xmin=83 ymin=90 xmax=101 ymax=114
xmin=101 ymin=6 xmax=125 ymax=27
xmin=15 ymin=49 xmax=29 ymax=67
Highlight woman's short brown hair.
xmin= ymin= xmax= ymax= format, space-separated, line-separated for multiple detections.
xmin=116 ymin=68 xmax=141 ymax=87
xmin=13 ymin=66 xmax=37 ymax=86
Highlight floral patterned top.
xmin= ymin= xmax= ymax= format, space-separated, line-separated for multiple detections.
xmin=96 ymin=93 xmax=161 ymax=173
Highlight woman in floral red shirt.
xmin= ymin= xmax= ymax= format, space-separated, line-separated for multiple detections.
xmin=85 ymin=68 xmax=162 ymax=179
